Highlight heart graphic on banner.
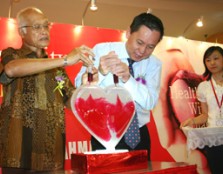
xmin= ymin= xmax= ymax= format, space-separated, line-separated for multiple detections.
xmin=71 ymin=85 xmax=135 ymax=151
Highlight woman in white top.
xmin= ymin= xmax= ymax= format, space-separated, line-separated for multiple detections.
xmin=180 ymin=46 xmax=223 ymax=174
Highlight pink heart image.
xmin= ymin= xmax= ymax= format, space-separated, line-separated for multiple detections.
xmin=71 ymin=85 xmax=135 ymax=151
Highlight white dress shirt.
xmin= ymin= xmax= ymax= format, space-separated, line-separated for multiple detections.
xmin=197 ymin=78 xmax=223 ymax=127
xmin=75 ymin=42 xmax=162 ymax=127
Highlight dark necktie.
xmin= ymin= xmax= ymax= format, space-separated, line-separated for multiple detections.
xmin=124 ymin=58 xmax=141 ymax=149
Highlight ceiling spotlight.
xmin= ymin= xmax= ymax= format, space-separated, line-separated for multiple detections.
xmin=196 ymin=16 xmax=203 ymax=27
xmin=147 ymin=8 xmax=152 ymax=14
xmin=90 ymin=0 xmax=98 ymax=11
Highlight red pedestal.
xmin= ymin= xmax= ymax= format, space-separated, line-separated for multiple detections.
xmin=71 ymin=150 xmax=148 ymax=174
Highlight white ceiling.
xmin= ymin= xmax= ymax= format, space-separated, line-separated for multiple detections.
xmin=1 ymin=0 xmax=223 ymax=42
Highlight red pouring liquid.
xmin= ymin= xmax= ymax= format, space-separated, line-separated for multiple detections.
xmin=75 ymin=95 xmax=135 ymax=141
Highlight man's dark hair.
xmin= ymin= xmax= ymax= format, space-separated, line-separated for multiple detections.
xmin=130 ymin=13 xmax=164 ymax=42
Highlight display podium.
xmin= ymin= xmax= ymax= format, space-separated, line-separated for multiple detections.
xmin=71 ymin=150 xmax=148 ymax=174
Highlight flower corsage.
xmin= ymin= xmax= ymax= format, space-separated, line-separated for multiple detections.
xmin=54 ymin=70 xmax=67 ymax=96
xmin=136 ymin=74 xmax=147 ymax=85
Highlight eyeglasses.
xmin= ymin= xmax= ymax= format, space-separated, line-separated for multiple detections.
xmin=20 ymin=23 xmax=51 ymax=31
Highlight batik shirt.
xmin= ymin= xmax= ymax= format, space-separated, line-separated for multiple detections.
xmin=0 ymin=45 xmax=74 ymax=171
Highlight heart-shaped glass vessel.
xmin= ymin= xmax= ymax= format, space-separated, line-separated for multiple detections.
xmin=71 ymin=84 xmax=135 ymax=151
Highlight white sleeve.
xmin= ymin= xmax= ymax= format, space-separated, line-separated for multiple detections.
xmin=196 ymin=82 xmax=207 ymax=103
xmin=124 ymin=59 xmax=162 ymax=110
xmin=74 ymin=66 xmax=87 ymax=88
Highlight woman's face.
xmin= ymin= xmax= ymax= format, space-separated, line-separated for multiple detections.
xmin=205 ymin=50 xmax=223 ymax=74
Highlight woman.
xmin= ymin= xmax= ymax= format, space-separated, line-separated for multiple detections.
xmin=180 ymin=46 xmax=223 ymax=174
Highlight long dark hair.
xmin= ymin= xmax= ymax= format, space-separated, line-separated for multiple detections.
xmin=130 ymin=13 xmax=164 ymax=42
xmin=203 ymin=46 xmax=223 ymax=80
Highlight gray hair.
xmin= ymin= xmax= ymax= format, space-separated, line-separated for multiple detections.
xmin=16 ymin=7 xmax=44 ymax=27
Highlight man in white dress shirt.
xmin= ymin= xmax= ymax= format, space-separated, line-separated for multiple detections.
xmin=75 ymin=12 xmax=164 ymax=160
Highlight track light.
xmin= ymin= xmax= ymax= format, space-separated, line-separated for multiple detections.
xmin=181 ymin=16 xmax=204 ymax=38
xmin=82 ymin=0 xmax=98 ymax=26
xmin=196 ymin=16 xmax=203 ymax=27
xmin=147 ymin=8 xmax=152 ymax=14
xmin=90 ymin=0 xmax=98 ymax=11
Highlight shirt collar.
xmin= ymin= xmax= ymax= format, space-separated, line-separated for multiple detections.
xmin=18 ymin=44 xmax=48 ymax=58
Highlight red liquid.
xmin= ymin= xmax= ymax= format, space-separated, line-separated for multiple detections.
xmin=113 ymin=74 xmax=119 ymax=84
xmin=88 ymin=72 xmax=93 ymax=82
xmin=75 ymin=95 xmax=135 ymax=141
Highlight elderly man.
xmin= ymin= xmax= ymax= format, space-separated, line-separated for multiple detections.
xmin=0 ymin=7 xmax=94 ymax=174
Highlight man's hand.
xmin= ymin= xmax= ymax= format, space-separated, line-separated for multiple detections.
xmin=99 ymin=51 xmax=121 ymax=75
xmin=82 ymin=67 xmax=98 ymax=85
xmin=66 ymin=45 xmax=94 ymax=67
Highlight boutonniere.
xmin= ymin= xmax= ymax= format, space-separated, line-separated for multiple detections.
xmin=136 ymin=74 xmax=147 ymax=85
xmin=54 ymin=70 xmax=67 ymax=96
